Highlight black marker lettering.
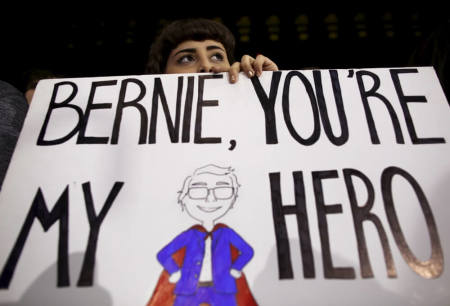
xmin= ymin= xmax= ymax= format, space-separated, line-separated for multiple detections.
xmin=356 ymin=70 xmax=404 ymax=144
xmin=37 ymin=81 xmax=81 ymax=145
xmin=390 ymin=69 xmax=445 ymax=144
xmin=149 ymin=77 xmax=183 ymax=144
xmin=0 ymin=187 xmax=70 ymax=288
xmin=77 ymin=181 xmax=124 ymax=286
xmin=343 ymin=168 xmax=396 ymax=278
xmin=251 ymin=71 xmax=282 ymax=144
xmin=269 ymin=172 xmax=315 ymax=279
xmin=78 ymin=80 xmax=117 ymax=144
xmin=182 ymin=76 xmax=195 ymax=143
xmin=381 ymin=166 xmax=443 ymax=279
xmin=313 ymin=70 xmax=349 ymax=145
xmin=313 ymin=170 xmax=355 ymax=279
xmin=111 ymin=78 xmax=148 ymax=144
xmin=194 ymin=74 xmax=223 ymax=144
xmin=283 ymin=71 xmax=320 ymax=145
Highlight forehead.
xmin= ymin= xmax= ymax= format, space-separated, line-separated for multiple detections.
xmin=171 ymin=39 xmax=226 ymax=53
xmin=190 ymin=173 xmax=232 ymax=186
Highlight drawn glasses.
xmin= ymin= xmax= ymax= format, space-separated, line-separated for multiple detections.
xmin=188 ymin=187 xmax=234 ymax=200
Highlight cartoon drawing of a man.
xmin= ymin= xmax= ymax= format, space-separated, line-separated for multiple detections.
xmin=147 ymin=164 xmax=257 ymax=306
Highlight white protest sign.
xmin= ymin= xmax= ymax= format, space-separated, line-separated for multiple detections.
xmin=0 ymin=68 xmax=449 ymax=305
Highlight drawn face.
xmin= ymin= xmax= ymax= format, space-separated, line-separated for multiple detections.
xmin=182 ymin=173 xmax=235 ymax=223
xmin=165 ymin=40 xmax=231 ymax=74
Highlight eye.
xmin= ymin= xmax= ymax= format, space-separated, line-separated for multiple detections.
xmin=211 ymin=52 xmax=224 ymax=62
xmin=177 ymin=54 xmax=195 ymax=64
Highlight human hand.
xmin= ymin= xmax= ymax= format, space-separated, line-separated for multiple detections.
xmin=169 ymin=270 xmax=181 ymax=283
xmin=228 ymin=54 xmax=279 ymax=83
xmin=230 ymin=268 xmax=242 ymax=279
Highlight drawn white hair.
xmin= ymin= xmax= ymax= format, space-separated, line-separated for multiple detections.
xmin=178 ymin=164 xmax=240 ymax=206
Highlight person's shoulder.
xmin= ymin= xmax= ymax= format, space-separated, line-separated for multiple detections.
xmin=0 ymin=80 xmax=28 ymax=127
xmin=0 ymin=81 xmax=23 ymax=98
xmin=0 ymin=80 xmax=28 ymax=110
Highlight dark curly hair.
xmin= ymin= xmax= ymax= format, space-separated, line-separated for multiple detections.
xmin=145 ymin=18 xmax=236 ymax=74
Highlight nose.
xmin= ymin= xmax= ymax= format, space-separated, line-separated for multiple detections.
xmin=206 ymin=189 xmax=216 ymax=202
xmin=198 ymin=56 xmax=214 ymax=73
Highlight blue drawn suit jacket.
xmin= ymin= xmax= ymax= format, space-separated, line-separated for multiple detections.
xmin=157 ymin=224 xmax=254 ymax=295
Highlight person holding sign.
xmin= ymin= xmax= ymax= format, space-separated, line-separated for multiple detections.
xmin=146 ymin=18 xmax=278 ymax=83
xmin=148 ymin=165 xmax=256 ymax=306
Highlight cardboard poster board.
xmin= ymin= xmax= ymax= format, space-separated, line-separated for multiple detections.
xmin=0 ymin=68 xmax=449 ymax=305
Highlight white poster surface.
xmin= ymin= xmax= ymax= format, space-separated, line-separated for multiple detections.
xmin=0 ymin=67 xmax=449 ymax=305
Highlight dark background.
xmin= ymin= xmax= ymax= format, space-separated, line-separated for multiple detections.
xmin=2 ymin=4 xmax=449 ymax=97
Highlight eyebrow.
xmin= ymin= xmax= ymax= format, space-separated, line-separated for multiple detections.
xmin=216 ymin=181 xmax=230 ymax=186
xmin=174 ymin=45 xmax=225 ymax=57
xmin=191 ymin=182 xmax=207 ymax=186
xmin=207 ymin=45 xmax=226 ymax=52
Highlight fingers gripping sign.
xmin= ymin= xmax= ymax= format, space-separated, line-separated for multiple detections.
xmin=228 ymin=54 xmax=279 ymax=83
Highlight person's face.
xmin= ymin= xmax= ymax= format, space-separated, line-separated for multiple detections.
xmin=182 ymin=173 xmax=235 ymax=223
xmin=165 ymin=40 xmax=231 ymax=74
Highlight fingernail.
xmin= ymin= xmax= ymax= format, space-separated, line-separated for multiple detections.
xmin=231 ymin=75 xmax=236 ymax=83
xmin=248 ymin=70 xmax=254 ymax=77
